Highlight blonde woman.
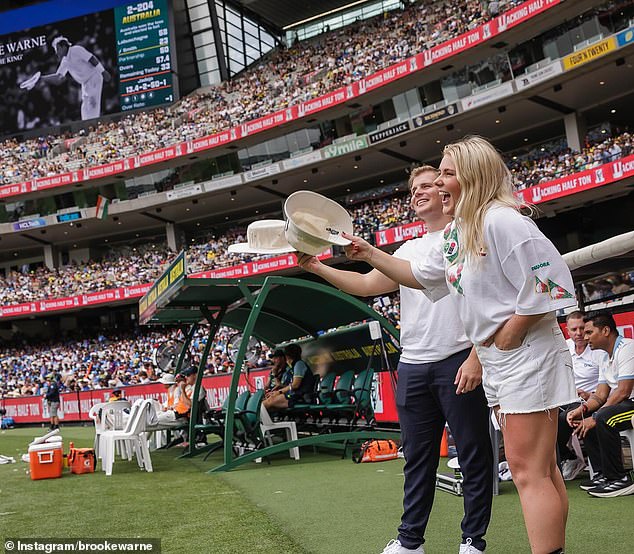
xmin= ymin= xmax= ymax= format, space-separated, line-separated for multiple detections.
xmin=344 ymin=136 xmax=577 ymax=554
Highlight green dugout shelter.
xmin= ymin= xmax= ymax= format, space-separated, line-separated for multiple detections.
xmin=139 ymin=251 xmax=401 ymax=471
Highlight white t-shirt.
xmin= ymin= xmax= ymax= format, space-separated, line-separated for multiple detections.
xmin=57 ymin=45 xmax=99 ymax=85
xmin=566 ymin=338 xmax=606 ymax=392
xmin=393 ymin=231 xmax=471 ymax=364
xmin=598 ymin=336 xmax=634 ymax=398
xmin=411 ymin=204 xmax=577 ymax=344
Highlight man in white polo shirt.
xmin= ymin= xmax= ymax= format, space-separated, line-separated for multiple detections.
xmin=557 ymin=311 xmax=606 ymax=480
xmin=567 ymin=312 xmax=634 ymax=497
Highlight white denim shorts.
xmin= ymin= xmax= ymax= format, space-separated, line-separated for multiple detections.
xmin=475 ymin=314 xmax=577 ymax=414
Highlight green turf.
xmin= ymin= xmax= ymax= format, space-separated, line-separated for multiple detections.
xmin=1 ymin=426 xmax=631 ymax=553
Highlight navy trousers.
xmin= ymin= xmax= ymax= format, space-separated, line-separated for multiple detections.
xmin=396 ymin=349 xmax=493 ymax=551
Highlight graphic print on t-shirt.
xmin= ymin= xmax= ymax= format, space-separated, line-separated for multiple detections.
xmin=443 ymin=224 xmax=464 ymax=295
xmin=535 ymin=276 xmax=549 ymax=293
xmin=547 ymin=279 xmax=574 ymax=300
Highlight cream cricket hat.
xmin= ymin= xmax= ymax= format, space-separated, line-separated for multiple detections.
xmin=283 ymin=190 xmax=353 ymax=256
xmin=228 ymin=219 xmax=296 ymax=255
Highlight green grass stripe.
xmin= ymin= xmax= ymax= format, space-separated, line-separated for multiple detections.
xmin=1 ymin=426 xmax=632 ymax=553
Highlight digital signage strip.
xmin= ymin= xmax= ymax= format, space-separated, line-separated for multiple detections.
xmin=0 ymin=0 xmax=175 ymax=137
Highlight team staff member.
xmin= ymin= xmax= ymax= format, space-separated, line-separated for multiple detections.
xmin=566 ymin=312 xmax=634 ymax=497
xmin=263 ymin=344 xmax=315 ymax=411
xmin=40 ymin=36 xmax=111 ymax=120
xmin=265 ymin=349 xmax=290 ymax=397
xmin=343 ymin=137 xmax=577 ymax=554
xmin=298 ymin=166 xmax=492 ymax=554
xmin=557 ymin=311 xmax=605 ymax=480
xmin=45 ymin=373 xmax=61 ymax=430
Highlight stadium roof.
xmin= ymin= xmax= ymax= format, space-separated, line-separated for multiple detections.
xmin=229 ymin=0 xmax=365 ymax=32
xmin=0 ymin=0 xmax=46 ymax=13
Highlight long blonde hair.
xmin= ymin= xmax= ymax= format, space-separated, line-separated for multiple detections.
xmin=443 ymin=136 xmax=524 ymax=264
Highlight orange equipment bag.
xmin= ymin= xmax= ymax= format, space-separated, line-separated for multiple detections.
xmin=352 ymin=439 xmax=399 ymax=463
xmin=68 ymin=447 xmax=96 ymax=474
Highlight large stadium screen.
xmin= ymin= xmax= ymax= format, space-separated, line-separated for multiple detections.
xmin=0 ymin=0 xmax=176 ymax=136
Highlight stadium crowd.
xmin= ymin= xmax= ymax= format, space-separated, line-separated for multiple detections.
xmin=0 ymin=291 xmax=400 ymax=397
xmin=0 ymin=325 xmax=260 ymax=397
xmin=0 ymin=129 xmax=632 ymax=306
xmin=0 ymin=0 xmax=521 ymax=186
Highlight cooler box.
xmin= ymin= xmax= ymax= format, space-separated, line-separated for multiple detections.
xmin=28 ymin=442 xmax=63 ymax=480
xmin=68 ymin=448 xmax=96 ymax=474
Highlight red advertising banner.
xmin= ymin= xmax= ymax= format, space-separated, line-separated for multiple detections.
xmin=2 ymin=367 xmax=401 ymax=424
xmin=196 ymin=250 xmax=332 ymax=279
xmin=375 ymin=221 xmax=428 ymax=247
xmin=0 ymin=181 xmax=32 ymax=198
xmin=0 ymin=0 xmax=564 ymax=201
xmin=361 ymin=57 xmax=421 ymax=93
xmin=0 ymin=284 xmax=152 ymax=319
xmin=0 ymin=251 xmax=328 ymax=319
xmin=516 ymin=154 xmax=634 ymax=205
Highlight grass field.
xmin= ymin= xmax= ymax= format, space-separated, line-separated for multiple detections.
xmin=0 ymin=426 xmax=631 ymax=553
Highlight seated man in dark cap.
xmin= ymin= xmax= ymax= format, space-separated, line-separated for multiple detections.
xmin=265 ymin=349 xmax=291 ymax=397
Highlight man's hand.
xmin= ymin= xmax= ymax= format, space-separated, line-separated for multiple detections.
xmin=296 ymin=253 xmax=321 ymax=272
xmin=573 ymin=416 xmax=596 ymax=439
xmin=566 ymin=406 xmax=584 ymax=427
xmin=455 ymin=349 xmax=482 ymax=394
xmin=342 ymin=232 xmax=375 ymax=262
xmin=577 ymin=389 xmax=591 ymax=401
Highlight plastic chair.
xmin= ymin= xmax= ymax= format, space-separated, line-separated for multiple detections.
xmin=620 ymin=427 xmax=634 ymax=462
xmin=259 ymin=404 xmax=300 ymax=461
xmin=100 ymin=400 xmax=153 ymax=476
xmin=88 ymin=400 xmax=131 ymax=459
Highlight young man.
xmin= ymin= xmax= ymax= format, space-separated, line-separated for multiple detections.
xmin=557 ymin=311 xmax=606 ymax=480
xmin=39 ymin=36 xmax=111 ymax=120
xmin=265 ymin=349 xmax=291 ymax=397
xmin=298 ymin=166 xmax=492 ymax=554
xmin=567 ymin=312 xmax=634 ymax=497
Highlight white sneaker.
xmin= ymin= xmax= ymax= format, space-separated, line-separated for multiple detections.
xmin=381 ymin=539 xmax=424 ymax=554
xmin=459 ymin=538 xmax=484 ymax=553
xmin=561 ymin=458 xmax=586 ymax=481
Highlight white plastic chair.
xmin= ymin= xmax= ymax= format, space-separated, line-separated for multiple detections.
xmin=621 ymin=427 xmax=634 ymax=465
xmin=258 ymin=405 xmax=300 ymax=461
xmin=100 ymin=400 xmax=153 ymax=476
xmin=88 ymin=400 xmax=131 ymax=459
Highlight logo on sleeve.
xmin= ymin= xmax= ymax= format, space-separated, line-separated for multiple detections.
xmin=447 ymin=262 xmax=464 ymax=295
xmin=547 ymin=279 xmax=574 ymax=300
xmin=535 ymin=276 xmax=549 ymax=294
xmin=531 ymin=261 xmax=550 ymax=271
